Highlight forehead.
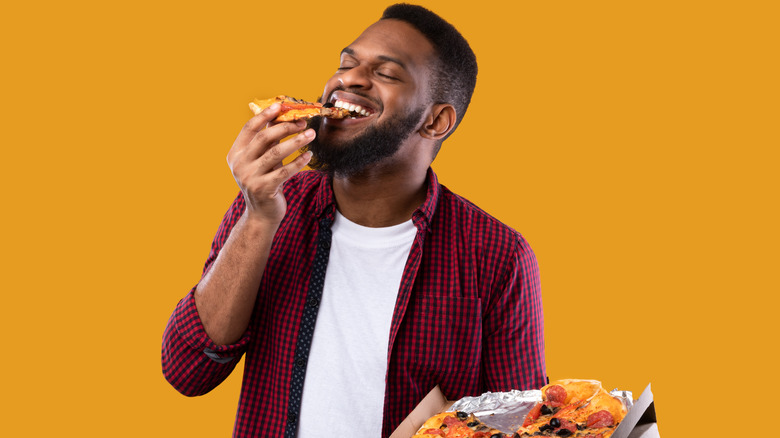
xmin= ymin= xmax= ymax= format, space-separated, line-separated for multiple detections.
xmin=345 ymin=19 xmax=436 ymax=71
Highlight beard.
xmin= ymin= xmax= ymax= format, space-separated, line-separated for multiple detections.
xmin=305 ymin=106 xmax=425 ymax=178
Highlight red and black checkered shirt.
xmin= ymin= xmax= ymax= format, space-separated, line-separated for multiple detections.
xmin=162 ymin=169 xmax=546 ymax=437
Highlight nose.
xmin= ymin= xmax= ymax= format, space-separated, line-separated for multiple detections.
xmin=337 ymin=65 xmax=372 ymax=89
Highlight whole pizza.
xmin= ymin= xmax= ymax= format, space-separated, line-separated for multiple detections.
xmin=411 ymin=379 xmax=628 ymax=438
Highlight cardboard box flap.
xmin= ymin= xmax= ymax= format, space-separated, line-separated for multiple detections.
xmin=612 ymin=383 xmax=660 ymax=438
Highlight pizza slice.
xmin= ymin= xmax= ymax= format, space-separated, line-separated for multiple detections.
xmin=567 ymin=390 xmax=628 ymax=437
xmin=248 ymin=95 xmax=351 ymax=121
xmin=516 ymin=379 xmax=627 ymax=438
xmin=518 ymin=379 xmax=601 ymax=435
xmin=412 ymin=411 xmax=507 ymax=438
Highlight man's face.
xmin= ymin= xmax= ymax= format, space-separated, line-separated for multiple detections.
xmin=307 ymin=19 xmax=436 ymax=177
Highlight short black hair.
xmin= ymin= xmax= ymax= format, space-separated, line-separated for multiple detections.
xmin=381 ymin=3 xmax=478 ymax=142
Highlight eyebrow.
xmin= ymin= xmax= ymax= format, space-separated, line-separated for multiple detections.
xmin=340 ymin=47 xmax=408 ymax=71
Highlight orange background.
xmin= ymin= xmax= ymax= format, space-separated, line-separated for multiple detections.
xmin=2 ymin=1 xmax=777 ymax=436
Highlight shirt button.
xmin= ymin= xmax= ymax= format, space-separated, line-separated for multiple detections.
xmin=307 ymin=297 xmax=319 ymax=308
xmin=295 ymin=358 xmax=305 ymax=368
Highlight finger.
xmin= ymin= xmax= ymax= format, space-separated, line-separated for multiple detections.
xmin=247 ymin=119 xmax=307 ymax=158
xmin=234 ymin=103 xmax=283 ymax=146
xmin=262 ymin=150 xmax=314 ymax=189
xmin=253 ymin=128 xmax=316 ymax=174
xmin=231 ymin=119 xmax=306 ymax=167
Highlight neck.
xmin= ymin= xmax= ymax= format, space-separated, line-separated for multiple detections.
xmin=332 ymin=166 xmax=428 ymax=228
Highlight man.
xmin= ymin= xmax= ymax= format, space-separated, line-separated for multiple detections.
xmin=162 ymin=4 xmax=545 ymax=437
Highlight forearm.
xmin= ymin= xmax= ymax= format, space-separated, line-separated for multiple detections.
xmin=192 ymin=105 xmax=313 ymax=345
xmin=194 ymin=211 xmax=279 ymax=345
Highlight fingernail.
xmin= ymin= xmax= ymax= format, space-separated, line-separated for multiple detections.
xmin=304 ymin=129 xmax=315 ymax=138
xmin=269 ymin=103 xmax=280 ymax=111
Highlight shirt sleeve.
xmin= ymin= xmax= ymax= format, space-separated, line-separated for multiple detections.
xmin=161 ymin=193 xmax=252 ymax=397
xmin=480 ymin=233 xmax=547 ymax=391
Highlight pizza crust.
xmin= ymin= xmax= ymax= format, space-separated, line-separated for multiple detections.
xmin=541 ymin=379 xmax=602 ymax=404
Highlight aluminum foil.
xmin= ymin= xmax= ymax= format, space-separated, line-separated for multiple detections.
xmin=448 ymin=389 xmax=634 ymax=434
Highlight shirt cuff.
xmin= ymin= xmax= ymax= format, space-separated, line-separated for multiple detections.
xmin=172 ymin=287 xmax=251 ymax=362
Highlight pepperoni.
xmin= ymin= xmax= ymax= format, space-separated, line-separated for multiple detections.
xmin=586 ymin=410 xmax=615 ymax=428
xmin=443 ymin=415 xmax=464 ymax=427
xmin=523 ymin=402 xmax=543 ymax=427
xmin=557 ymin=418 xmax=577 ymax=433
xmin=545 ymin=384 xmax=568 ymax=404
xmin=423 ymin=429 xmax=445 ymax=436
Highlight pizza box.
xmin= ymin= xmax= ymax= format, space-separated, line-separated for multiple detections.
xmin=611 ymin=383 xmax=659 ymax=438
xmin=389 ymin=383 xmax=659 ymax=438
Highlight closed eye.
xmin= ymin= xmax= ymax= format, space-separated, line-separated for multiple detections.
xmin=377 ymin=71 xmax=401 ymax=81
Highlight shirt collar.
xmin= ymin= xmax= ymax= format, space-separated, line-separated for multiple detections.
xmin=313 ymin=168 xmax=441 ymax=230
xmin=412 ymin=168 xmax=440 ymax=231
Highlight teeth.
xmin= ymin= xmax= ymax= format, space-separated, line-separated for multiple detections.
xmin=333 ymin=99 xmax=371 ymax=116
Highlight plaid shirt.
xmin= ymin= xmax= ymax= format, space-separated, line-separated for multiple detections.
xmin=162 ymin=169 xmax=546 ymax=437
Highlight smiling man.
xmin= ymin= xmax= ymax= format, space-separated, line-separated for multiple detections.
xmin=162 ymin=4 xmax=545 ymax=437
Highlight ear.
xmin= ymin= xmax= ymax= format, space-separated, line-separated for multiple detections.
xmin=420 ymin=104 xmax=456 ymax=141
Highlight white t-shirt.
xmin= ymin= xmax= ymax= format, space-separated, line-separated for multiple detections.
xmin=297 ymin=211 xmax=417 ymax=437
